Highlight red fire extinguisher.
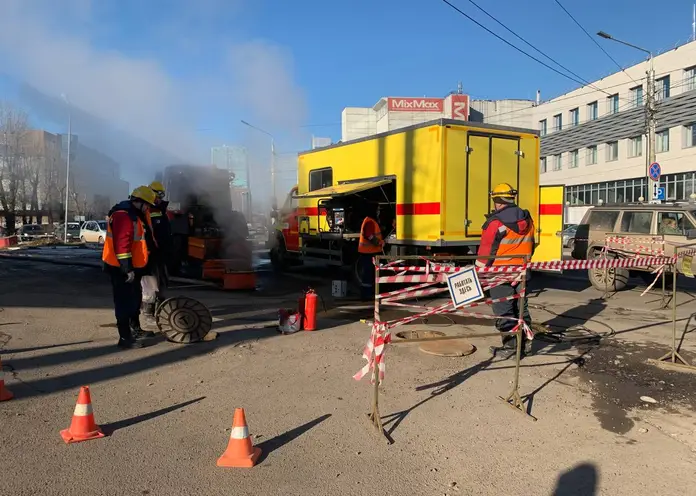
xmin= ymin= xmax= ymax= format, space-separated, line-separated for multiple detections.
xmin=303 ymin=288 xmax=318 ymax=331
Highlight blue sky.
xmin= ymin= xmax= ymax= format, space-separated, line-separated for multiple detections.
xmin=0 ymin=0 xmax=694 ymax=195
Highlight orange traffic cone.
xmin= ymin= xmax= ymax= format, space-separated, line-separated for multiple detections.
xmin=60 ymin=386 xmax=105 ymax=444
xmin=0 ymin=356 xmax=13 ymax=402
xmin=217 ymin=408 xmax=262 ymax=468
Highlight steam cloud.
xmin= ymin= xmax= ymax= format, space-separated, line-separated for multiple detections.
xmin=0 ymin=0 xmax=307 ymax=189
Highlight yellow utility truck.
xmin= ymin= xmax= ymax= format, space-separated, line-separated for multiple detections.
xmin=268 ymin=119 xmax=564 ymax=274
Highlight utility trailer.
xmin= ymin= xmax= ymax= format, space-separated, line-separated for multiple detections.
xmin=268 ymin=119 xmax=564 ymax=274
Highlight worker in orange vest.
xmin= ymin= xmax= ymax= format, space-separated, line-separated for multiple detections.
xmin=102 ymin=186 xmax=158 ymax=349
xmin=357 ymin=204 xmax=384 ymax=300
xmin=476 ymin=183 xmax=535 ymax=359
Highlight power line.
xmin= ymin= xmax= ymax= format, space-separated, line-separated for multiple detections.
xmin=463 ymin=0 xmax=611 ymax=96
xmin=439 ymin=0 xmax=610 ymax=93
xmin=552 ymin=0 xmax=640 ymax=85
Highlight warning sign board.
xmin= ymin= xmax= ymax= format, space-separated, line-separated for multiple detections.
xmin=446 ymin=266 xmax=484 ymax=308
xmin=683 ymin=255 xmax=694 ymax=278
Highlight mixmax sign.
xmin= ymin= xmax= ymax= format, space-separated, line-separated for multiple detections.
xmin=386 ymin=95 xmax=469 ymax=120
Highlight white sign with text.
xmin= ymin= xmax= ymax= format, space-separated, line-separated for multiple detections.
xmin=446 ymin=266 xmax=484 ymax=308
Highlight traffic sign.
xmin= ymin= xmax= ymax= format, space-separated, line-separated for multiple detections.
xmin=652 ymin=182 xmax=665 ymax=201
xmin=649 ymin=162 xmax=661 ymax=182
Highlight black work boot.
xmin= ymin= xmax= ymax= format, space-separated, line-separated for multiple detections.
xmin=489 ymin=336 xmax=520 ymax=360
xmin=130 ymin=315 xmax=155 ymax=339
xmin=116 ymin=321 xmax=144 ymax=349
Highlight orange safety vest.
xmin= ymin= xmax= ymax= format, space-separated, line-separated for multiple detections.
xmin=102 ymin=212 xmax=149 ymax=269
xmin=492 ymin=223 xmax=535 ymax=266
xmin=358 ymin=217 xmax=383 ymax=254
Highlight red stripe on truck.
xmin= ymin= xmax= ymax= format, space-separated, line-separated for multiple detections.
xmin=396 ymin=202 xmax=441 ymax=215
xmin=539 ymin=204 xmax=563 ymax=215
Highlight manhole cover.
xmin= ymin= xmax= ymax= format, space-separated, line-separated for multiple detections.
xmin=395 ymin=330 xmax=446 ymax=340
xmin=156 ymin=296 xmax=213 ymax=344
xmin=419 ymin=339 xmax=476 ymax=357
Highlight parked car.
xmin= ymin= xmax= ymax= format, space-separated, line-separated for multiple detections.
xmin=18 ymin=224 xmax=49 ymax=240
xmin=80 ymin=220 xmax=108 ymax=244
xmin=55 ymin=222 xmax=82 ymax=242
xmin=572 ymin=203 xmax=696 ymax=291
xmin=561 ymin=224 xmax=578 ymax=249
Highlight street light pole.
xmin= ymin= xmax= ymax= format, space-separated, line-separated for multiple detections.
xmin=597 ymin=31 xmax=655 ymax=200
xmin=63 ymin=99 xmax=71 ymax=242
xmin=240 ymin=119 xmax=276 ymax=207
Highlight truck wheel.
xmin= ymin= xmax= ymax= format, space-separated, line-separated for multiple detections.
xmin=587 ymin=249 xmax=628 ymax=292
xmin=270 ymin=237 xmax=288 ymax=272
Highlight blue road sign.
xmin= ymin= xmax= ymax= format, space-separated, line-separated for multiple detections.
xmin=649 ymin=162 xmax=661 ymax=182
xmin=655 ymin=187 xmax=666 ymax=201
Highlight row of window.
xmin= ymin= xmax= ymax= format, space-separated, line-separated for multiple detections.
xmin=587 ymin=209 xmax=695 ymax=236
xmin=538 ymin=66 xmax=696 ymax=135
xmin=565 ymin=172 xmax=696 ymax=206
xmin=540 ymin=123 xmax=696 ymax=173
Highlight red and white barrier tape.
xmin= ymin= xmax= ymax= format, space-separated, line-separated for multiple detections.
xmin=353 ymin=322 xmax=391 ymax=384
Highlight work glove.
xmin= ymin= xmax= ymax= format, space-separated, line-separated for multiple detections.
xmin=125 ymin=271 xmax=135 ymax=284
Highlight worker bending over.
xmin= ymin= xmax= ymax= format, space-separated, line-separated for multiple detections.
xmin=358 ymin=204 xmax=384 ymax=300
xmin=476 ymin=183 xmax=535 ymax=359
xmin=102 ymin=186 xmax=158 ymax=349
xmin=141 ymin=181 xmax=172 ymax=322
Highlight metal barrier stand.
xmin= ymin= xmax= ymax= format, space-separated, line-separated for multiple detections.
xmin=650 ymin=243 xmax=696 ymax=372
xmin=365 ymin=254 xmax=534 ymax=443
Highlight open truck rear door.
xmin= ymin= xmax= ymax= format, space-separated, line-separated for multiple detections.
xmin=532 ymin=184 xmax=565 ymax=272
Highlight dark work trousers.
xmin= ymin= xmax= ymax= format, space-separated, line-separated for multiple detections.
xmin=108 ymin=268 xmax=143 ymax=341
xmin=489 ymin=279 xmax=532 ymax=345
xmin=359 ymin=253 xmax=376 ymax=300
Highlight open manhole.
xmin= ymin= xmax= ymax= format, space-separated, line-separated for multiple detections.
xmin=395 ymin=330 xmax=446 ymax=340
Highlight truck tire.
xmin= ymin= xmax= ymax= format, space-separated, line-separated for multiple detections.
xmin=587 ymin=248 xmax=628 ymax=292
xmin=270 ymin=236 xmax=288 ymax=272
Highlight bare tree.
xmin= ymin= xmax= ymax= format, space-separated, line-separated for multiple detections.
xmin=0 ymin=102 xmax=30 ymax=234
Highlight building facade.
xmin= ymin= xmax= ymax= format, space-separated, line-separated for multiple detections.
xmin=211 ymin=145 xmax=249 ymax=188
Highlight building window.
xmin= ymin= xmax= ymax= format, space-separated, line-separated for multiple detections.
xmin=569 ymin=149 xmax=579 ymax=168
xmin=553 ymin=154 xmax=562 ymax=171
xmin=656 ymin=76 xmax=670 ymax=101
xmin=607 ymin=94 xmax=619 ymax=115
xmin=540 ymin=157 xmax=547 ymax=173
xmin=587 ymin=101 xmax=598 ymax=121
xmin=569 ymin=108 xmax=579 ymax=127
xmin=684 ymin=123 xmax=696 ymax=148
xmin=628 ymin=135 xmax=643 ymax=157
xmin=656 ymin=129 xmax=670 ymax=153
xmin=309 ymin=167 xmax=333 ymax=191
xmin=684 ymin=66 xmax=696 ymax=92
xmin=630 ymin=85 xmax=643 ymax=107
xmin=539 ymin=119 xmax=547 ymax=136
xmin=606 ymin=141 xmax=618 ymax=161
xmin=586 ymin=145 xmax=597 ymax=165
xmin=553 ymin=113 xmax=562 ymax=132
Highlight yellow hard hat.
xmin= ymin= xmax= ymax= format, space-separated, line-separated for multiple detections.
xmin=149 ymin=181 xmax=165 ymax=198
xmin=130 ymin=185 xmax=157 ymax=206
xmin=490 ymin=183 xmax=518 ymax=199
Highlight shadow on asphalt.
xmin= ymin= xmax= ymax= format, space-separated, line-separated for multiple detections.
xmin=552 ymin=462 xmax=599 ymax=496
xmin=6 ymin=326 xmax=282 ymax=399
xmin=0 ymin=340 xmax=94 ymax=354
xmin=256 ymin=414 xmax=332 ymax=464
xmin=102 ymin=396 xmax=206 ymax=435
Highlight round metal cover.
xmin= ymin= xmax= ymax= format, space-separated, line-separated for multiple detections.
xmin=156 ymin=297 xmax=213 ymax=344
xmin=419 ymin=339 xmax=476 ymax=357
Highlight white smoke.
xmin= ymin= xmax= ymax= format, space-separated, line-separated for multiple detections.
xmin=0 ymin=0 xmax=307 ymax=187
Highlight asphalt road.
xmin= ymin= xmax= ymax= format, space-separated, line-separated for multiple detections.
xmin=1 ymin=259 xmax=696 ymax=495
